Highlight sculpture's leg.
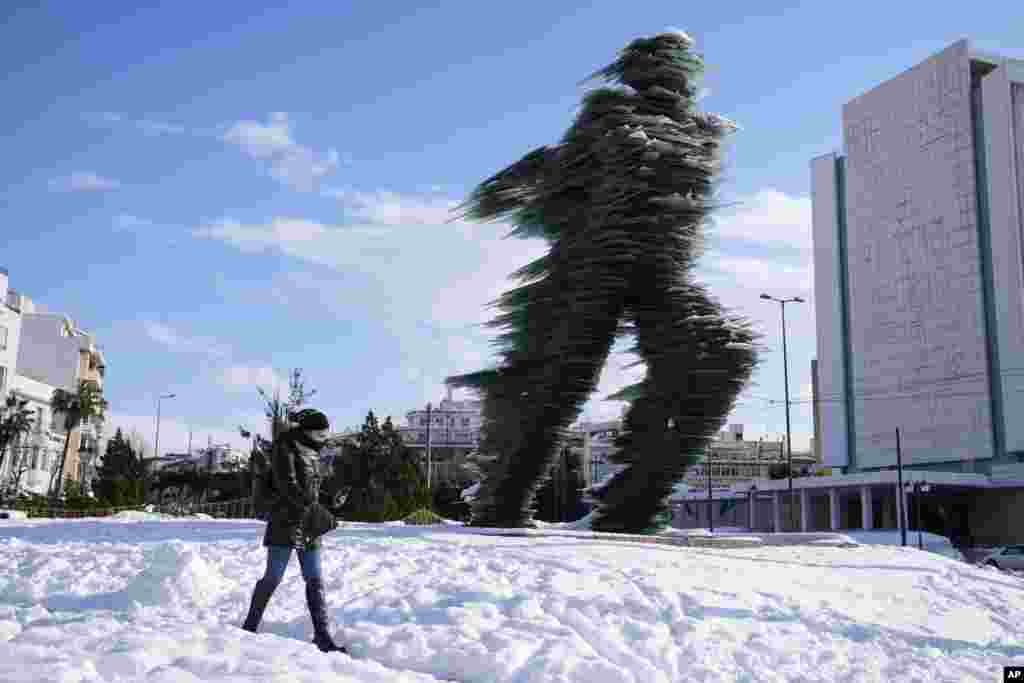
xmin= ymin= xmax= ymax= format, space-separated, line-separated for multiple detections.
xmin=591 ymin=281 xmax=757 ymax=533
xmin=469 ymin=237 xmax=632 ymax=528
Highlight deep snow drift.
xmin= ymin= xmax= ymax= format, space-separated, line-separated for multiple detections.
xmin=1 ymin=517 xmax=1022 ymax=682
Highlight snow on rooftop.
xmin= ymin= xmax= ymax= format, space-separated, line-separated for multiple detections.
xmin=0 ymin=517 xmax=1021 ymax=681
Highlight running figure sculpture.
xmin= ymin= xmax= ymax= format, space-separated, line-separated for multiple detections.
xmin=448 ymin=31 xmax=759 ymax=533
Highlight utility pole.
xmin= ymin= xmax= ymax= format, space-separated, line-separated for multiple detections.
xmin=150 ymin=393 xmax=175 ymax=504
xmin=706 ymin=443 xmax=714 ymax=533
xmin=896 ymin=428 xmax=906 ymax=547
xmin=915 ymin=481 xmax=923 ymax=550
xmin=425 ymin=402 xmax=433 ymax=490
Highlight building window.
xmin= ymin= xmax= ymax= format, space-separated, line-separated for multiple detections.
xmin=462 ymin=417 xmax=470 ymax=426
xmin=419 ymin=418 xmax=427 ymax=426
xmin=0 ymin=325 xmax=6 ymax=350
xmin=0 ymin=365 xmax=5 ymax=394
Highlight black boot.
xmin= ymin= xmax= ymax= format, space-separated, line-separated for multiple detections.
xmin=242 ymin=578 xmax=277 ymax=633
xmin=306 ymin=578 xmax=347 ymax=653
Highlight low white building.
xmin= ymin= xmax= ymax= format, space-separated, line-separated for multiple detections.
xmin=400 ymin=389 xmax=483 ymax=483
xmin=153 ymin=444 xmax=247 ymax=475
xmin=1 ymin=373 xmax=66 ymax=497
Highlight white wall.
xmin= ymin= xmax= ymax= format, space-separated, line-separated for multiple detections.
xmin=841 ymin=40 xmax=994 ymax=467
xmin=1 ymin=373 xmax=62 ymax=493
xmin=0 ymin=300 xmax=21 ymax=397
xmin=811 ymin=153 xmax=851 ymax=468
xmin=16 ymin=314 xmax=79 ymax=391
xmin=981 ymin=65 xmax=1024 ymax=455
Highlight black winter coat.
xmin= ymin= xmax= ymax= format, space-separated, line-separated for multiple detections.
xmin=262 ymin=430 xmax=324 ymax=550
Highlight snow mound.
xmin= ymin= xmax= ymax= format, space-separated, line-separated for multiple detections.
xmin=0 ymin=518 xmax=1021 ymax=682
xmin=122 ymin=542 xmax=233 ymax=607
xmin=113 ymin=510 xmax=169 ymax=521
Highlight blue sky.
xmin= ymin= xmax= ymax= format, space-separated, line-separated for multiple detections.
xmin=2 ymin=1 xmax=1021 ymax=456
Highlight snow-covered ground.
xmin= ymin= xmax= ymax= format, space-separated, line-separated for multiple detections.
xmin=2 ymin=516 xmax=1023 ymax=682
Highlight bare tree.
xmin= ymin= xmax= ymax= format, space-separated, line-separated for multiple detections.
xmin=258 ymin=368 xmax=317 ymax=441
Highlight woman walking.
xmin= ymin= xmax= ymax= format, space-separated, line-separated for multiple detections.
xmin=241 ymin=408 xmax=346 ymax=654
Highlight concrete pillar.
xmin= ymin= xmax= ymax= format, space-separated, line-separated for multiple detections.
xmin=772 ymin=491 xmax=782 ymax=532
xmin=829 ymin=488 xmax=840 ymax=530
xmin=860 ymin=486 xmax=874 ymax=530
xmin=894 ymin=483 xmax=905 ymax=532
xmin=748 ymin=494 xmax=756 ymax=530
xmin=800 ymin=489 xmax=810 ymax=531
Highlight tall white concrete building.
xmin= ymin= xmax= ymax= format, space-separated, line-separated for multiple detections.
xmin=813 ymin=40 xmax=1024 ymax=475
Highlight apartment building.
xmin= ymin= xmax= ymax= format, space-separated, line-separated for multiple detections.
xmin=399 ymin=388 xmax=483 ymax=483
xmin=0 ymin=269 xmax=107 ymax=495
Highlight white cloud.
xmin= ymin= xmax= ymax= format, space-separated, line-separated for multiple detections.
xmin=143 ymin=321 xmax=230 ymax=359
xmin=325 ymin=188 xmax=459 ymax=226
xmin=215 ymin=366 xmax=285 ymax=394
xmin=712 ymin=189 xmax=812 ymax=251
xmin=194 ymin=217 xmax=332 ymax=252
xmin=222 ymin=112 xmax=339 ymax=191
xmin=49 ymin=172 xmax=120 ymax=192
xmin=705 ymin=254 xmax=814 ymax=296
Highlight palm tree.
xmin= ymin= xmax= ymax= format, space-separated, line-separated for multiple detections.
xmin=49 ymin=380 xmax=108 ymax=500
xmin=0 ymin=393 xmax=35 ymax=475
xmin=446 ymin=31 xmax=759 ymax=532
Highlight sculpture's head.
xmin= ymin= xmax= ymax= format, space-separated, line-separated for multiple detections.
xmin=594 ymin=31 xmax=703 ymax=97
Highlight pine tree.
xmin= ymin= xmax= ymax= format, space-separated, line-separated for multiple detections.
xmin=95 ymin=428 xmax=143 ymax=505
xmin=333 ymin=411 xmax=429 ymax=521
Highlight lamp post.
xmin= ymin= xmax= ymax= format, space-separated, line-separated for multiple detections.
xmin=749 ymin=482 xmax=758 ymax=532
xmin=148 ymin=393 xmax=175 ymax=504
xmin=760 ymin=293 xmax=804 ymax=531
xmin=896 ymin=428 xmax=906 ymax=547
xmin=706 ymin=443 xmax=714 ymax=533
xmin=905 ymin=480 xmax=931 ymax=550
xmin=425 ymin=402 xmax=433 ymax=490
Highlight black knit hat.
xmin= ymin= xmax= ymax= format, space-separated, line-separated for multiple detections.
xmin=293 ymin=408 xmax=329 ymax=431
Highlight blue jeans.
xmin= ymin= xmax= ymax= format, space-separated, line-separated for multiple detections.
xmin=263 ymin=544 xmax=323 ymax=586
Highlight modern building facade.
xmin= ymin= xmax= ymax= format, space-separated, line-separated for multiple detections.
xmin=17 ymin=311 xmax=106 ymax=491
xmin=813 ymin=40 xmax=1024 ymax=476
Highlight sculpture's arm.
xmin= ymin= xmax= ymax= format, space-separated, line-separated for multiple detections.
xmin=451 ymin=145 xmax=555 ymax=224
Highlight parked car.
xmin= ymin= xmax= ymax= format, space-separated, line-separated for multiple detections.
xmin=980 ymin=545 xmax=1024 ymax=570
